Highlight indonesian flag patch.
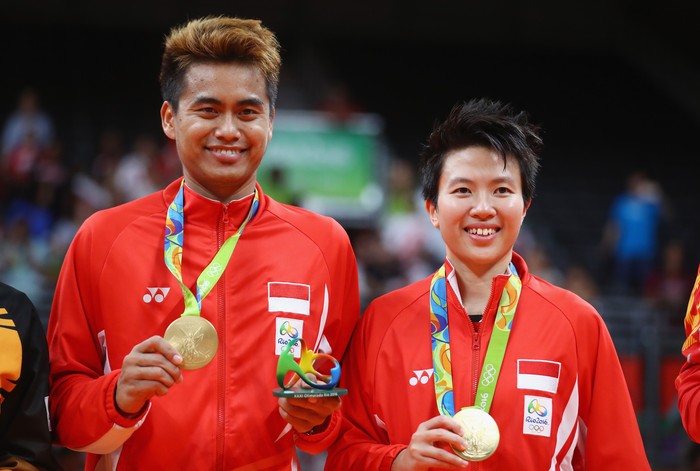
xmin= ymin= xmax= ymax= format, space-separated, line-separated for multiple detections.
xmin=268 ymin=282 xmax=310 ymax=315
xmin=517 ymin=359 xmax=561 ymax=393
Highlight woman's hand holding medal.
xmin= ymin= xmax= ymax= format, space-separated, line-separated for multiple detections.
xmin=390 ymin=415 xmax=469 ymax=470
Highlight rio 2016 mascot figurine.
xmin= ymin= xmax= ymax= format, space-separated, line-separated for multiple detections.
xmin=274 ymin=338 xmax=346 ymax=398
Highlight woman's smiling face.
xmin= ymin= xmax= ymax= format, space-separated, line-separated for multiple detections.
xmin=426 ymin=145 xmax=528 ymax=274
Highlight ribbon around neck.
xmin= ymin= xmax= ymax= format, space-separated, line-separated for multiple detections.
xmin=430 ymin=262 xmax=522 ymax=417
xmin=163 ymin=181 xmax=259 ymax=317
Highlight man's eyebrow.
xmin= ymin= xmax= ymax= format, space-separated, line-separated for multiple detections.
xmin=191 ymin=96 xmax=221 ymax=106
xmin=237 ymin=97 xmax=265 ymax=107
xmin=190 ymin=96 xmax=266 ymax=107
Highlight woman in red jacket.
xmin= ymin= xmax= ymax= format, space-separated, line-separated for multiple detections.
xmin=326 ymin=98 xmax=650 ymax=470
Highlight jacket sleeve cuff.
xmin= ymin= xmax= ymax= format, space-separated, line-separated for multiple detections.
xmin=105 ymin=370 xmax=150 ymax=427
xmin=380 ymin=445 xmax=408 ymax=471
xmin=294 ymin=408 xmax=341 ymax=454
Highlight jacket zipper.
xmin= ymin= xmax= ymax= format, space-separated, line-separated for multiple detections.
xmin=216 ymin=205 xmax=228 ymax=469
xmin=468 ymin=279 xmax=499 ymax=470
xmin=471 ymin=330 xmax=481 ymax=399
xmin=470 ymin=329 xmax=482 ymax=470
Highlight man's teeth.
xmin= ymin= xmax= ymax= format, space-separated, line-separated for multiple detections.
xmin=218 ymin=149 xmax=240 ymax=156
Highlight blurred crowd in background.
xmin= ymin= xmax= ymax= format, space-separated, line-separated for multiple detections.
xmin=1 ymin=82 xmax=698 ymax=470
xmin=3 ymin=86 xmax=696 ymax=325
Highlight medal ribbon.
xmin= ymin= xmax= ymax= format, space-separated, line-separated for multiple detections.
xmin=430 ymin=262 xmax=522 ymax=416
xmin=164 ymin=181 xmax=259 ymax=317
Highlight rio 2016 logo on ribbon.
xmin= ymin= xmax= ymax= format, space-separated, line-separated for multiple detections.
xmin=523 ymin=395 xmax=552 ymax=437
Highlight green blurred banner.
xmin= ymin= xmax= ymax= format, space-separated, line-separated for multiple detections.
xmin=259 ymin=110 xmax=387 ymax=226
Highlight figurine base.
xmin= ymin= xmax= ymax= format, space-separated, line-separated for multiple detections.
xmin=273 ymin=387 xmax=348 ymax=398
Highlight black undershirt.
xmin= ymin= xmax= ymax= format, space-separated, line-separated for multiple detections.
xmin=469 ymin=314 xmax=483 ymax=323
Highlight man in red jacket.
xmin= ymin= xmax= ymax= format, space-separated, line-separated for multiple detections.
xmin=47 ymin=16 xmax=359 ymax=470
xmin=326 ymin=98 xmax=650 ymax=470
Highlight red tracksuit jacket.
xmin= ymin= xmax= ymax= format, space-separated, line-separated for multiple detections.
xmin=47 ymin=178 xmax=360 ymax=470
xmin=326 ymin=253 xmax=650 ymax=470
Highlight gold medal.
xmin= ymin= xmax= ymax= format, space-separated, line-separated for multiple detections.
xmin=452 ymin=407 xmax=500 ymax=461
xmin=164 ymin=316 xmax=218 ymax=370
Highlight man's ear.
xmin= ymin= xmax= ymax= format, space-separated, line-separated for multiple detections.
xmin=267 ymin=106 xmax=275 ymax=141
xmin=161 ymin=102 xmax=176 ymax=140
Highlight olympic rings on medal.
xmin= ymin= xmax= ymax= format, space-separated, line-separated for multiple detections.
xmin=276 ymin=338 xmax=341 ymax=390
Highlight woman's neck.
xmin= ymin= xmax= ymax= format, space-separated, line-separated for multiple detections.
xmin=448 ymin=256 xmax=512 ymax=315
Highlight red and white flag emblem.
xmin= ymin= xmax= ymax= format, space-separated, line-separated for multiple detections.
xmin=517 ymin=359 xmax=560 ymax=393
xmin=268 ymin=282 xmax=310 ymax=315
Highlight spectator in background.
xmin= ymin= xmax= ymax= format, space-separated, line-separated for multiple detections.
xmin=522 ymin=244 xmax=564 ymax=286
xmin=154 ymin=138 xmax=184 ymax=189
xmin=644 ymin=239 xmax=697 ymax=326
xmin=43 ymin=174 xmax=115 ymax=293
xmin=317 ymin=80 xmax=364 ymax=124
xmin=352 ymin=227 xmax=405 ymax=311
xmin=263 ymin=165 xmax=300 ymax=206
xmin=0 ymin=177 xmax=67 ymax=322
xmin=111 ymin=133 xmax=163 ymax=203
xmin=601 ymin=170 xmax=667 ymax=296
xmin=1 ymin=87 xmax=55 ymax=158
xmin=33 ymin=139 xmax=70 ymax=195
xmin=3 ymin=130 xmax=46 ymax=189
xmin=0 ymin=281 xmax=63 ymax=471
xmin=90 ymin=126 xmax=125 ymax=198
xmin=0 ymin=215 xmax=53 ymax=323
xmin=563 ymin=263 xmax=601 ymax=304
xmin=380 ymin=158 xmax=441 ymax=286
xmin=1 ymin=88 xmax=58 ymax=208
xmin=3 ymin=181 xmax=56 ymax=244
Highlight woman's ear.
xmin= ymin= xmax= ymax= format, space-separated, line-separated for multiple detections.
xmin=522 ymin=199 xmax=531 ymax=220
xmin=426 ymin=199 xmax=439 ymax=229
